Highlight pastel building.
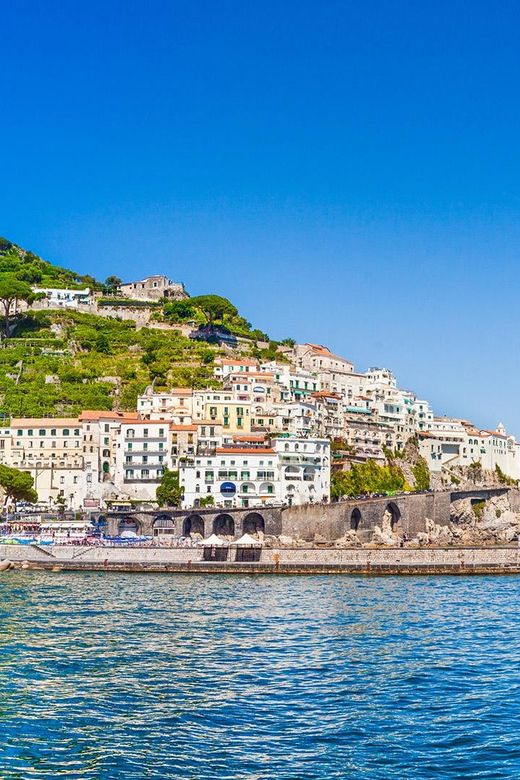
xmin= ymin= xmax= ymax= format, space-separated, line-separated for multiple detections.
xmin=179 ymin=437 xmax=330 ymax=509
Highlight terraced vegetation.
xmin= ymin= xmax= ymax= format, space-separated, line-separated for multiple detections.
xmin=0 ymin=310 xmax=221 ymax=417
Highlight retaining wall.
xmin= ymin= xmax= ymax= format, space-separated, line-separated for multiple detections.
xmin=4 ymin=543 xmax=520 ymax=575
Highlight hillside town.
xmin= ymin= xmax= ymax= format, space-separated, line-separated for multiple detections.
xmin=0 ymin=340 xmax=516 ymax=512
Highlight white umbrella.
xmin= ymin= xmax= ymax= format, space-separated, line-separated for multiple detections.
xmin=231 ymin=533 xmax=263 ymax=546
xmin=201 ymin=534 xmax=227 ymax=546
xmin=120 ymin=530 xmax=138 ymax=538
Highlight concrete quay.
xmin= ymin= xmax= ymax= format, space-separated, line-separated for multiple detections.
xmin=4 ymin=543 xmax=520 ymax=575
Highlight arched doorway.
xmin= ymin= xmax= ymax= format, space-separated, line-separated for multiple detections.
xmin=350 ymin=508 xmax=362 ymax=531
xmin=213 ymin=513 xmax=235 ymax=536
xmin=384 ymin=502 xmax=403 ymax=534
xmin=118 ymin=516 xmax=139 ymax=535
xmin=153 ymin=515 xmax=176 ymax=537
xmin=183 ymin=514 xmax=204 ymax=537
xmin=242 ymin=512 xmax=265 ymax=535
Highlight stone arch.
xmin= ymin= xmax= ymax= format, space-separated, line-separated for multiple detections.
xmin=242 ymin=512 xmax=265 ymax=535
xmin=117 ymin=515 xmax=140 ymax=535
xmin=303 ymin=466 xmax=315 ymax=481
xmin=213 ymin=513 xmax=235 ymax=536
xmin=153 ymin=514 xmax=176 ymax=537
xmin=350 ymin=508 xmax=362 ymax=531
xmin=384 ymin=502 xmax=402 ymax=533
xmin=183 ymin=514 xmax=204 ymax=537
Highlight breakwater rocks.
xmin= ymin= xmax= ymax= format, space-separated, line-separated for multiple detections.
xmin=4 ymin=545 xmax=520 ymax=575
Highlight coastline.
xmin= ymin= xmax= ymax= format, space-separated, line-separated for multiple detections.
xmin=4 ymin=543 xmax=520 ymax=575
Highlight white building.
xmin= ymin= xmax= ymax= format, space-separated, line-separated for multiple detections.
xmin=114 ymin=420 xmax=169 ymax=502
xmin=180 ymin=437 xmax=330 ymax=509
xmin=32 ymin=287 xmax=91 ymax=309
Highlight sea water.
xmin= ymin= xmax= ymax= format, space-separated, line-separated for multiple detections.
xmin=1 ymin=571 xmax=520 ymax=779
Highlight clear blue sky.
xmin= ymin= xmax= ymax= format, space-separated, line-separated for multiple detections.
xmin=1 ymin=1 xmax=519 ymax=433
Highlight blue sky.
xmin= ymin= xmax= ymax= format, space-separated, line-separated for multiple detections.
xmin=1 ymin=0 xmax=519 ymax=432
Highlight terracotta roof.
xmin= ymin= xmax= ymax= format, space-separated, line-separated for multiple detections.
xmin=169 ymin=424 xmax=197 ymax=431
xmin=11 ymin=417 xmax=79 ymax=426
xmin=79 ymin=410 xmax=132 ymax=420
xmin=216 ymin=447 xmax=275 ymax=454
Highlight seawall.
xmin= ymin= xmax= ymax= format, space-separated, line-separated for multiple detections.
xmin=4 ymin=544 xmax=520 ymax=575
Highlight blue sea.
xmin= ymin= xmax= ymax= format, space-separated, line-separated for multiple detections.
xmin=1 ymin=572 xmax=520 ymax=779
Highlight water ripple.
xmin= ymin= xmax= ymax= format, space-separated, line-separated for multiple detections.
xmin=1 ymin=572 xmax=520 ymax=778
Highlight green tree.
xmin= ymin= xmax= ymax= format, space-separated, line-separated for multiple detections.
xmin=0 ymin=276 xmax=38 ymax=335
xmin=104 ymin=276 xmax=122 ymax=295
xmin=156 ymin=468 xmax=183 ymax=507
xmin=190 ymin=295 xmax=238 ymax=327
xmin=95 ymin=333 xmax=111 ymax=354
xmin=0 ymin=464 xmax=38 ymax=509
xmin=163 ymin=300 xmax=195 ymax=321
xmin=412 ymin=457 xmax=431 ymax=490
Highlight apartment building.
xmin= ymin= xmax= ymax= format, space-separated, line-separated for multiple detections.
xmin=180 ymin=437 xmax=330 ymax=509
xmin=7 ymin=417 xmax=84 ymax=508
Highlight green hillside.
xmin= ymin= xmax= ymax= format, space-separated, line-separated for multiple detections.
xmin=0 ymin=238 xmax=287 ymax=417
xmin=0 ymin=310 xmax=220 ymax=417
xmin=0 ymin=238 xmax=102 ymax=290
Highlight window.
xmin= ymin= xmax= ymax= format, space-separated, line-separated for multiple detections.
xmin=143 ymin=442 xmax=148 ymax=451
xmin=63 ymin=429 xmax=69 ymax=436
xmin=141 ymin=469 xmax=149 ymax=478
xmin=127 ymin=443 xmax=132 ymax=451
xmin=143 ymin=429 xmax=149 ymax=438
xmin=28 ymin=429 xmax=33 ymax=436
xmin=104 ymin=424 xmax=109 ymax=432
xmin=126 ymin=469 xmax=134 ymax=478
xmin=17 ymin=429 xmax=23 ymax=437
xmin=142 ymin=456 xmax=148 ymax=464
xmin=74 ymin=429 xmax=80 ymax=436
xmin=159 ymin=428 xmax=164 ymax=437
xmin=60 ymin=476 xmax=64 ymax=485
xmin=73 ymin=476 xmax=78 ymax=484
xmin=86 ymin=474 xmax=92 ymax=483
xmin=39 ymin=429 xmax=46 ymax=436
xmin=104 ymin=437 xmax=109 ymax=445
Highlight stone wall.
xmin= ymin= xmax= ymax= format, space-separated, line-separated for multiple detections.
xmin=4 ymin=543 xmax=520 ymax=575
xmin=280 ymin=492 xmax=451 ymax=541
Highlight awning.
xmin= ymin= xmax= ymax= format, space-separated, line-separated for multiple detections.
xmin=201 ymin=534 xmax=228 ymax=546
xmin=231 ymin=533 xmax=263 ymax=546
